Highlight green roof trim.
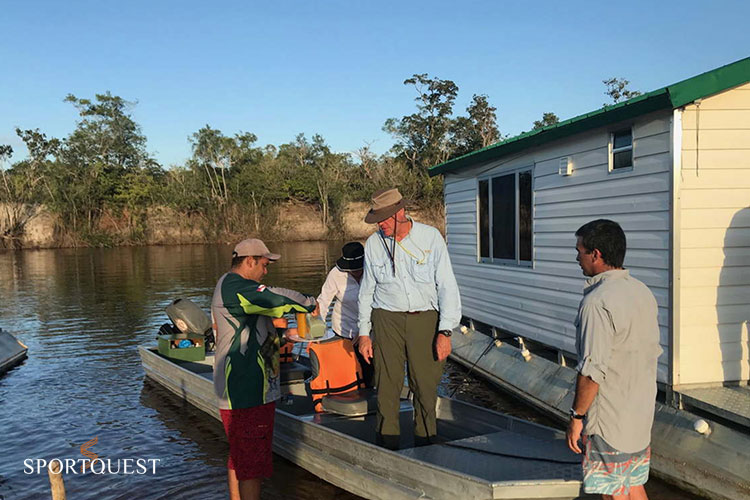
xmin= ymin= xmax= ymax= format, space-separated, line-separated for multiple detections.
xmin=667 ymin=56 xmax=750 ymax=108
xmin=429 ymin=56 xmax=750 ymax=177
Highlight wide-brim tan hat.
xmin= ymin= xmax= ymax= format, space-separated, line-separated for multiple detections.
xmin=232 ymin=238 xmax=281 ymax=260
xmin=364 ymin=188 xmax=406 ymax=223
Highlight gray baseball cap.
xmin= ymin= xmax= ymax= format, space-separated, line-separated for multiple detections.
xmin=232 ymin=238 xmax=281 ymax=261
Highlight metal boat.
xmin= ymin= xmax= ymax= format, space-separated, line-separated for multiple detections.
xmin=139 ymin=344 xmax=587 ymax=500
xmin=0 ymin=328 xmax=27 ymax=375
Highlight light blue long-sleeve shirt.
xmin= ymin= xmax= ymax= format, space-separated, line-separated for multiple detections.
xmin=358 ymin=220 xmax=461 ymax=337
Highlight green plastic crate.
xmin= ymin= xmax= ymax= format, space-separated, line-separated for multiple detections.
xmin=157 ymin=333 xmax=206 ymax=362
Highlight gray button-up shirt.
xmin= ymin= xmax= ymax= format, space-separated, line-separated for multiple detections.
xmin=575 ymin=269 xmax=662 ymax=453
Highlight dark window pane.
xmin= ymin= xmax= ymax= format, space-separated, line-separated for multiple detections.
xmin=519 ymin=171 xmax=532 ymax=261
xmin=478 ymin=180 xmax=490 ymax=258
xmin=492 ymin=174 xmax=515 ymax=260
xmin=613 ymin=150 xmax=632 ymax=169
xmin=613 ymin=129 xmax=632 ymax=149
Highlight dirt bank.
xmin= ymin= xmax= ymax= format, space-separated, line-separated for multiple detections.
xmin=0 ymin=201 xmax=445 ymax=249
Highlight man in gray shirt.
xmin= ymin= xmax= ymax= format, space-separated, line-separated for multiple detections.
xmin=566 ymin=219 xmax=662 ymax=499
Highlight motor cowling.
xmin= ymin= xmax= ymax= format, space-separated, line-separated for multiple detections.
xmin=164 ymin=298 xmax=215 ymax=351
xmin=166 ymin=298 xmax=211 ymax=334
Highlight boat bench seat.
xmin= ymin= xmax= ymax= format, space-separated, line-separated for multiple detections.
xmin=321 ymin=388 xmax=377 ymax=417
xmin=280 ymin=361 xmax=311 ymax=383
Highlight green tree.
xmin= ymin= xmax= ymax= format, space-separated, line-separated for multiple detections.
xmin=229 ymin=141 xmax=286 ymax=234
xmin=13 ymin=128 xmax=61 ymax=204
xmin=278 ymin=134 xmax=351 ymax=229
xmin=187 ymin=126 xmax=289 ymax=236
xmin=114 ymin=158 xmax=163 ymax=240
xmin=0 ymin=144 xmax=14 ymax=204
xmin=160 ymin=165 xmax=207 ymax=214
xmin=2 ymin=131 xmax=62 ymax=246
xmin=188 ymin=125 xmax=237 ymax=210
xmin=383 ymin=74 xmax=459 ymax=171
xmin=532 ymin=112 xmax=560 ymax=130
xmin=451 ymin=94 xmax=500 ymax=156
xmin=603 ymin=77 xmax=642 ymax=104
xmin=56 ymin=92 xmax=155 ymax=239
xmin=0 ymin=144 xmax=21 ymax=245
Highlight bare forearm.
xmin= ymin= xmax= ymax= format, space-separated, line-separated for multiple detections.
xmin=573 ymin=374 xmax=599 ymax=415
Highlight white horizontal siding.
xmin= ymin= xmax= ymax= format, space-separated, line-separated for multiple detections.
xmin=535 ymin=193 xmax=670 ymax=218
xmin=678 ymin=83 xmax=750 ymax=384
xmin=444 ymin=177 xmax=477 ymax=255
xmin=536 ymin=230 xmax=669 ymax=251
xmin=443 ymin=110 xmax=672 ymax=382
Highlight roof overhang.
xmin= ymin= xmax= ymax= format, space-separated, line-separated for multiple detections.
xmin=429 ymin=56 xmax=750 ymax=177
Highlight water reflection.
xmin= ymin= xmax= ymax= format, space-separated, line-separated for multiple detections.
xmin=0 ymin=243 xmax=695 ymax=499
xmin=0 ymin=242 xmax=355 ymax=500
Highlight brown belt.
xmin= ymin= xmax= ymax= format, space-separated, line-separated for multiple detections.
xmin=376 ymin=309 xmax=434 ymax=315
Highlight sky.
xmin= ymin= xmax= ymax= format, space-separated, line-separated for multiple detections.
xmin=1 ymin=1 xmax=748 ymax=168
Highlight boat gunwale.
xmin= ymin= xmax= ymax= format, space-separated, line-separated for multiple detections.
xmin=138 ymin=344 xmax=584 ymax=498
xmin=0 ymin=349 xmax=28 ymax=375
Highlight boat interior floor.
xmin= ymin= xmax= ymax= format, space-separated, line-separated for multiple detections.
xmin=157 ymin=350 xmax=584 ymax=486
xmin=400 ymin=430 xmax=581 ymax=482
xmin=279 ymin=392 xmax=582 ymax=483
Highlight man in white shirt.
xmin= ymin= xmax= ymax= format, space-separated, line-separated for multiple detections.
xmin=317 ymin=242 xmax=373 ymax=385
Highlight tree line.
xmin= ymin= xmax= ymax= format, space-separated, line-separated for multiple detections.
xmin=0 ymin=75 xmax=638 ymax=247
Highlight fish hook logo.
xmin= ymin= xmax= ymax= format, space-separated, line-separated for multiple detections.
xmin=80 ymin=437 xmax=98 ymax=473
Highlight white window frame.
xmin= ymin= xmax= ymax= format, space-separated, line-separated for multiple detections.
xmin=476 ymin=166 xmax=534 ymax=267
xmin=608 ymin=127 xmax=634 ymax=173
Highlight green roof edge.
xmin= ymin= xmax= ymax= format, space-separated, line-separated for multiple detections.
xmin=429 ymin=56 xmax=750 ymax=177
xmin=667 ymin=56 xmax=750 ymax=108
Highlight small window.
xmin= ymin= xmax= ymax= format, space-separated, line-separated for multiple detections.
xmin=610 ymin=129 xmax=633 ymax=171
xmin=477 ymin=168 xmax=533 ymax=266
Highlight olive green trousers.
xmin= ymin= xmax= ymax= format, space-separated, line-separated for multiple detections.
xmin=372 ymin=308 xmax=443 ymax=450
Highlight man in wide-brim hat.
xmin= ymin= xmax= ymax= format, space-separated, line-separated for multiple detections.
xmin=363 ymin=187 xmax=406 ymax=224
xmin=357 ymin=188 xmax=461 ymax=450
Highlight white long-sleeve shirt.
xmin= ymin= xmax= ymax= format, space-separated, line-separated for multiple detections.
xmin=316 ymin=267 xmax=361 ymax=339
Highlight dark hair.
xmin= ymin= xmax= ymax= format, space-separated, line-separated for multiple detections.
xmin=575 ymin=219 xmax=626 ymax=268
xmin=231 ymin=255 xmax=260 ymax=268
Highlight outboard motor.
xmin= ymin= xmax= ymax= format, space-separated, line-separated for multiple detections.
xmin=160 ymin=298 xmax=215 ymax=352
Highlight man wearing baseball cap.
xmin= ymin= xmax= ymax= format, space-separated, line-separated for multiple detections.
xmin=211 ymin=238 xmax=317 ymax=500
xmin=358 ymin=188 xmax=461 ymax=450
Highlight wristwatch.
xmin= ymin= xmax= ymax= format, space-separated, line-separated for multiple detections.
xmin=569 ymin=408 xmax=586 ymax=420
xmin=438 ymin=330 xmax=452 ymax=337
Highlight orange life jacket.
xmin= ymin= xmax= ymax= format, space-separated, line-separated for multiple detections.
xmin=280 ymin=342 xmax=295 ymax=364
xmin=273 ymin=318 xmax=294 ymax=363
xmin=308 ymin=337 xmax=365 ymax=412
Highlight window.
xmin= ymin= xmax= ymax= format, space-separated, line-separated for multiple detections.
xmin=477 ymin=168 xmax=533 ymax=265
xmin=610 ymin=128 xmax=633 ymax=171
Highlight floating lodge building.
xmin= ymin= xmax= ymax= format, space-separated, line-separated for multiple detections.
xmin=431 ymin=57 xmax=750 ymax=498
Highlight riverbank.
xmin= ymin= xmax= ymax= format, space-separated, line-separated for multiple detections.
xmin=0 ymin=201 xmax=445 ymax=249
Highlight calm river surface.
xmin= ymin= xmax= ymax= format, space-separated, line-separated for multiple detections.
xmin=0 ymin=243 xmax=697 ymax=499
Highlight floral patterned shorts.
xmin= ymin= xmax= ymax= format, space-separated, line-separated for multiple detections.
xmin=582 ymin=434 xmax=650 ymax=495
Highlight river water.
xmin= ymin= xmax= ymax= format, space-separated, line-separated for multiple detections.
xmin=0 ymin=243 xmax=697 ymax=499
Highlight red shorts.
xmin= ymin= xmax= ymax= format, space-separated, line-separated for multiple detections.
xmin=220 ymin=402 xmax=276 ymax=480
